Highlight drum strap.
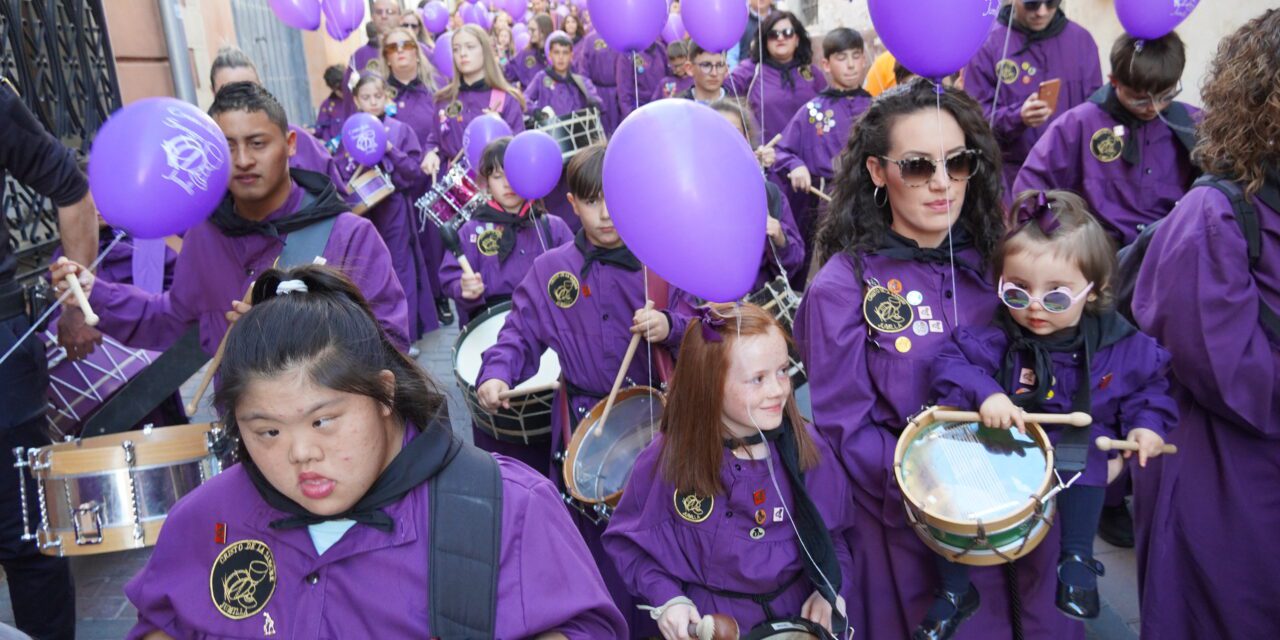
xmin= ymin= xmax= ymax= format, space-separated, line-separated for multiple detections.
xmin=278 ymin=207 xmax=337 ymax=270
xmin=698 ymin=571 xmax=802 ymax=620
xmin=429 ymin=443 xmax=503 ymax=638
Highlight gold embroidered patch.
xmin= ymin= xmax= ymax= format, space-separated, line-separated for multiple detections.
xmin=209 ymin=540 xmax=276 ymax=620
xmin=863 ymin=285 xmax=914 ymax=334
xmin=547 ymin=270 xmax=580 ymax=308
xmin=477 ymin=228 xmax=502 ymax=256
xmin=996 ymin=59 xmax=1020 ymax=84
xmin=800 ymin=66 xmax=814 ymax=82
xmin=674 ymin=489 xmax=714 ymax=523
xmin=1090 ymin=128 xmax=1124 ymax=163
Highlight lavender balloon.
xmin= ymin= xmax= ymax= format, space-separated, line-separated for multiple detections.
xmin=514 ymin=31 xmax=531 ymax=53
xmin=432 ymin=30 xmax=455 ymax=80
xmin=504 ymin=0 xmax=527 ymax=22
xmin=661 ymin=13 xmax=686 ymax=43
xmin=321 ymin=0 xmax=365 ymax=40
xmin=587 ymin=0 xmax=666 ymax=52
xmin=460 ymin=2 xmax=480 ymax=25
xmin=868 ymin=0 xmax=995 ymax=80
xmin=463 ymin=114 xmax=514 ymax=175
xmin=421 ymin=1 xmax=449 ymax=34
xmin=89 ymin=98 xmax=230 ymax=239
xmin=504 ymin=131 xmax=564 ymax=200
xmin=683 ymin=0 xmax=748 ymax=52
xmin=1116 ymin=0 xmax=1199 ymax=40
xmin=545 ymin=30 xmax=570 ymax=59
xmin=478 ymin=6 xmax=495 ymax=30
xmin=512 ymin=22 xmax=528 ymax=37
xmin=603 ymin=100 xmax=765 ymax=302
xmin=341 ymin=113 xmax=389 ymax=167
xmin=269 ymin=0 xmax=322 ymax=30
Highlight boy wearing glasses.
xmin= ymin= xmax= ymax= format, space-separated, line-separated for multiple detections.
xmin=650 ymin=40 xmax=693 ymax=101
xmin=963 ymin=0 xmax=1102 ymax=197
xmin=679 ymin=44 xmax=729 ymax=104
xmin=1014 ymin=33 xmax=1197 ymax=246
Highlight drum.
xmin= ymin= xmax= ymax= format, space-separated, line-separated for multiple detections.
xmin=528 ymin=108 xmax=606 ymax=161
xmin=43 ymin=329 xmax=158 ymax=437
xmin=13 ymin=422 xmax=227 ymax=557
xmin=348 ymin=166 xmax=395 ymax=216
xmin=894 ymin=406 xmax=1057 ymax=566
xmin=746 ymin=276 xmax=806 ymax=385
xmin=453 ymin=302 xmax=562 ymax=443
xmin=562 ymin=386 xmax=664 ymax=522
xmin=741 ymin=617 xmax=836 ymax=640
xmin=414 ymin=163 xmax=485 ymax=232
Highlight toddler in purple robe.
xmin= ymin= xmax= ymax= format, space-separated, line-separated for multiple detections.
xmin=923 ymin=190 xmax=1175 ymax=637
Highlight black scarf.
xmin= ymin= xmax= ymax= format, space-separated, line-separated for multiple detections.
xmin=459 ymin=77 xmax=489 ymax=93
xmin=210 ymin=169 xmax=348 ymax=239
xmin=247 ymin=421 xmax=462 ymax=531
xmin=388 ymin=75 xmax=423 ymax=95
xmin=871 ymin=228 xmax=982 ymax=276
xmin=998 ymin=4 xmax=1069 ymax=57
xmin=545 ymin=67 xmax=597 ymax=108
xmin=1089 ymin=85 xmax=1197 ymax=166
xmin=763 ymin=57 xmax=805 ymax=91
xmin=471 ymin=202 xmax=547 ymax=262
xmin=819 ymin=87 xmax=870 ymax=100
xmin=996 ymin=309 xmax=1136 ymax=413
xmin=574 ymin=229 xmax=642 ymax=277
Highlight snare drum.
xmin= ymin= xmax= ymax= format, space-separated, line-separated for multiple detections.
xmin=529 ymin=108 xmax=606 ymax=161
xmin=348 ymin=166 xmax=395 ymax=216
xmin=746 ymin=277 xmax=806 ymax=385
xmin=562 ymin=386 xmax=664 ymax=522
xmin=415 ymin=163 xmax=486 ymax=232
xmin=894 ymin=406 xmax=1057 ymax=566
xmin=453 ymin=302 xmax=562 ymax=443
xmin=742 ymin=617 xmax=836 ymax=640
xmin=13 ymin=422 xmax=227 ymax=557
xmin=43 ymin=329 xmax=158 ymax=437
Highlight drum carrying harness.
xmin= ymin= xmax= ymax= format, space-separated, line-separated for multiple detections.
xmin=428 ymin=441 xmax=503 ymax=638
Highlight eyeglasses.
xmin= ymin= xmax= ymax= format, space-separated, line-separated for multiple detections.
xmin=1021 ymin=0 xmax=1061 ymax=12
xmin=998 ymin=278 xmax=1094 ymax=313
xmin=374 ymin=8 xmax=399 ymax=17
xmin=384 ymin=40 xmax=416 ymax=55
xmin=696 ymin=61 xmax=729 ymax=73
xmin=400 ymin=21 xmax=422 ymax=31
xmin=767 ymin=28 xmax=796 ymax=41
xmin=878 ymin=149 xmax=982 ymax=187
xmin=1124 ymin=82 xmax=1183 ymax=109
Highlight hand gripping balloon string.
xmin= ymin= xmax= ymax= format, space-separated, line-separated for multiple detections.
xmin=0 ymin=230 xmax=127 ymax=367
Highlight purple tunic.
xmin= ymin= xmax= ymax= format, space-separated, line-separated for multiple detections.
xmin=425 ymin=84 xmax=526 ymax=166
xmin=616 ymin=43 xmax=671 ymax=121
xmin=932 ymin=322 xmax=1177 ymax=487
xmin=1132 ymin=185 xmax=1280 ymax=638
xmin=338 ymin=43 xmax=383 ymax=126
xmin=795 ymin=248 xmax=1083 ymax=638
xmin=504 ymin=47 xmax=547 ymax=90
xmin=124 ymin=443 xmax=627 ymax=638
xmin=575 ymin=31 xmax=623 ymax=133
xmin=88 ymin=185 xmax=411 ymax=357
xmin=387 ymin=77 xmax=439 ymax=149
xmin=387 ymin=76 xmax=447 ymax=300
xmin=962 ymin=18 xmax=1102 ymax=194
xmin=335 ymin=117 xmax=437 ymax=338
xmin=314 ymin=95 xmax=343 ymax=144
xmin=1014 ymin=100 xmax=1199 ymax=245
xmin=649 ymin=74 xmax=693 ymax=102
xmin=726 ymin=60 xmax=827 ymax=147
xmin=603 ymin=429 xmax=857 ymax=632
xmin=524 ymin=70 xmax=600 ymax=116
xmin=439 ymin=207 xmax=574 ymax=325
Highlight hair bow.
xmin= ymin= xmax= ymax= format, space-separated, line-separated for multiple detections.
xmin=694 ymin=306 xmax=726 ymax=343
xmin=1012 ymin=190 xmax=1061 ymax=237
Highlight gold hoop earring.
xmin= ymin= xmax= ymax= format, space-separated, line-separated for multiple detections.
xmin=874 ymin=185 xmax=888 ymax=208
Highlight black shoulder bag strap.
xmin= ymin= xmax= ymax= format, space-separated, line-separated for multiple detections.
xmin=429 ymin=443 xmax=503 ymax=638
xmin=1192 ymin=174 xmax=1280 ymax=340
xmin=568 ymin=72 xmax=601 ymax=111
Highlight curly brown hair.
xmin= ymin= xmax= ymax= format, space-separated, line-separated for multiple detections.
xmin=1194 ymin=9 xmax=1280 ymax=196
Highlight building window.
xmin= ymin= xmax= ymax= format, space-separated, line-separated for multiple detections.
xmin=797 ymin=0 xmax=820 ymax=25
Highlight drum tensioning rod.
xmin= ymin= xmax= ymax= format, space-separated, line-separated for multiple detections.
xmin=12 ymin=448 xmax=35 ymax=542
xmin=122 ymin=440 xmax=145 ymax=542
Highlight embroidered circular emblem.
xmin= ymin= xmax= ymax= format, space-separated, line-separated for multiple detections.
xmin=543 ymin=75 xmax=556 ymax=89
xmin=477 ymin=228 xmax=502 ymax=256
xmin=209 ymin=540 xmax=276 ymax=620
xmin=800 ymin=66 xmax=814 ymax=82
xmin=633 ymin=57 xmax=646 ymax=74
xmin=525 ymin=56 xmax=536 ymax=68
xmin=996 ymin=59 xmax=1020 ymax=84
xmin=594 ymin=39 xmax=607 ymax=50
xmin=365 ymin=59 xmax=381 ymax=72
xmin=750 ymin=526 xmax=766 ymax=540
xmin=1090 ymin=128 xmax=1124 ymax=163
xmin=444 ymin=101 xmax=463 ymax=119
xmin=674 ymin=489 xmax=714 ymax=523
xmin=547 ymin=270 xmax=581 ymax=308
xmin=863 ymin=285 xmax=914 ymax=334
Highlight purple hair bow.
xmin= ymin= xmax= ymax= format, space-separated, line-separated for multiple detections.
xmin=1011 ymin=191 xmax=1061 ymax=237
xmin=694 ymin=306 xmax=726 ymax=343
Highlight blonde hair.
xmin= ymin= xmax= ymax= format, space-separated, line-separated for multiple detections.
xmin=433 ymin=25 xmax=525 ymax=110
xmin=379 ymin=26 xmax=440 ymax=90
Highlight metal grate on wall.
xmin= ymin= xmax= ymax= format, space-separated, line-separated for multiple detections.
xmin=230 ymin=0 xmax=316 ymax=128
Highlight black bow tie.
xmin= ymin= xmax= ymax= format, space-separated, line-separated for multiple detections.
xmin=575 ymin=230 xmax=642 ymax=276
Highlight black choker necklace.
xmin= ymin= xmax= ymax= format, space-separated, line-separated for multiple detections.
xmin=723 ymin=428 xmax=783 ymax=449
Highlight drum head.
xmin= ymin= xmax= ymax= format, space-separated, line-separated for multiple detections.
xmin=742 ymin=617 xmax=834 ymax=640
xmin=453 ymin=303 xmax=560 ymax=389
xmin=566 ymin=387 xmax=662 ymax=504
xmin=898 ymin=418 xmax=1047 ymax=524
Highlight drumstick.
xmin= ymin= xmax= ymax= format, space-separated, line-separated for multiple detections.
xmin=185 ymin=285 xmax=254 ymax=415
xmin=932 ymin=409 xmax=1093 ymax=427
xmin=762 ymin=133 xmax=783 ymax=150
xmin=1095 ymin=436 xmax=1178 ymax=455
xmin=688 ymin=613 xmax=740 ymax=640
xmin=497 ymin=380 xmax=560 ymax=400
xmin=64 ymin=273 xmax=99 ymax=326
xmin=808 ymin=186 xmax=833 ymax=203
xmin=598 ymin=300 xmax=655 ymax=432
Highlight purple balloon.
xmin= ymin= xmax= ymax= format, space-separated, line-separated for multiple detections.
xmin=460 ymin=3 xmax=481 ymax=25
xmin=504 ymin=0 xmax=527 ymax=22
xmin=514 ymin=30 xmax=531 ymax=52
xmin=269 ymin=0 xmax=322 ymax=30
xmin=545 ymin=30 xmax=570 ymax=59
xmin=661 ymin=13 xmax=686 ymax=44
xmin=512 ymin=22 xmax=528 ymax=37
xmin=603 ymin=100 xmax=764 ymax=302
xmin=868 ymin=0 xmax=995 ymax=80
xmin=342 ymin=113 xmax=389 ymax=167
xmin=572 ymin=0 xmax=588 ymax=9
xmin=1116 ymin=0 xmax=1199 ymax=40
xmin=421 ymin=1 xmax=449 ymax=34
xmin=503 ymin=131 xmax=563 ymax=200
xmin=321 ymin=0 xmax=365 ymax=40
xmin=89 ymin=98 xmax=230 ymax=240
xmin=587 ymin=0 xmax=665 ymax=53
xmin=463 ymin=114 xmax=514 ymax=176
xmin=478 ymin=6 xmax=495 ymax=30
xmin=683 ymin=0 xmax=748 ymax=52
xmin=431 ymin=31 xmax=455 ymax=80
xmin=555 ymin=5 xmax=570 ymax=19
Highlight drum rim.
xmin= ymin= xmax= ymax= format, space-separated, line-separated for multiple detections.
xmin=562 ymin=385 xmax=664 ymax=506
xmin=36 ymin=422 xmax=220 ymax=478
xmin=893 ymin=406 xmax=1056 ymax=536
xmin=452 ymin=300 xmax=516 ymax=389
xmin=907 ymin=500 xmax=1057 ymax=567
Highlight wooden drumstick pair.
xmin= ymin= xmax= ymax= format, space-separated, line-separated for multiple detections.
xmin=933 ymin=410 xmax=1179 ymax=455
xmin=1096 ymin=437 xmax=1178 ymax=455
xmin=597 ymin=300 xmax=655 ymax=432
xmin=185 ymin=285 xmax=254 ymax=416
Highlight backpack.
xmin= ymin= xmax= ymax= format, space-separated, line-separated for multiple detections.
xmin=1115 ymin=174 xmax=1280 ymax=339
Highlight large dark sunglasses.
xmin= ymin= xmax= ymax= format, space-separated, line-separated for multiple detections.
xmin=384 ymin=40 xmax=416 ymax=55
xmin=1022 ymin=0 xmax=1062 ymax=12
xmin=768 ymin=28 xmax=796 ymax=41
xmin=878 ymin=149 xmax=982 ymax=187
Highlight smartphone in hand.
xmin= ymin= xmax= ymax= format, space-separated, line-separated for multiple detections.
xmin=1037 ymin=78 xmax=1062 ymax=114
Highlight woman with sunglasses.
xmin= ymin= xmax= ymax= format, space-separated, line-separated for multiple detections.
xmin=927 ymin=190 xmax=1174 ymax=637
xmin=399 ymin=8 xmax=430 ymax=47
xmin=725 ymin=10 xmax=825 ymax=146
xmin=795 ymin=80 xmax=1066 ymax=638
xmin=962 ymin=0 xmax=1101 ymax=200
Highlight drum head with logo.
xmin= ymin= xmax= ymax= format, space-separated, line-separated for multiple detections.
xmin=565 ymin=387 xmax=663 ymax=505
xmin=453 ymin=303 xmax=560 ymax=390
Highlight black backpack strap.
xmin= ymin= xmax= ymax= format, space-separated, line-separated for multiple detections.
xmin=568 ymin=72 xmax=601 ymax=112
xmin=1193 ymin=174 xmax=1280 ymax=339
xmin=429 ymin=443 xmax=503 ymax=638
xmin=278 ymin=189 xmax=337 ymax=269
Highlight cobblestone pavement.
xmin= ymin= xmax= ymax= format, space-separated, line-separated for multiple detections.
xmin=0 ymin=312 xmax=1139 ymax=638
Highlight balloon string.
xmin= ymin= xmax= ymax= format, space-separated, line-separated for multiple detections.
xmin=989 ymin=10 xmax=1015 ymax=129
xmin=0 ymin=231 xmax=127 ymax=368
xmin=935 ymin=86 xmax=961 ymax=324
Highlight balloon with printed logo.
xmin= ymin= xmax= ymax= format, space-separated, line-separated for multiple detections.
xmin=431 ymin=30 xmax=455 ymax=80
xmin=341 ymin=113 xmax=389 ymax=167
xmin=463 ymin=114 xmax=514 ymax=176
xmin=587 ymin=0 xmax=665 ymax=52
xmin=868 ymin=0 xmax=994 ymax=80
xmin=1115 ymin=0 xmax=1199 ymax=40
xmin=504 ymin=131 xmax=564 ymax=200
xmin=421 ymin=1 xmax=449 ymax=34
xmin=269 ymin=0 xmax=322 ymax=30
xmin=321 ymin=0 xmax=365 ymax=41
xmin=89 ymin=98 xmax=231 ymax=239
xmin=683 ymin=0 xmax=749 ymax=52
